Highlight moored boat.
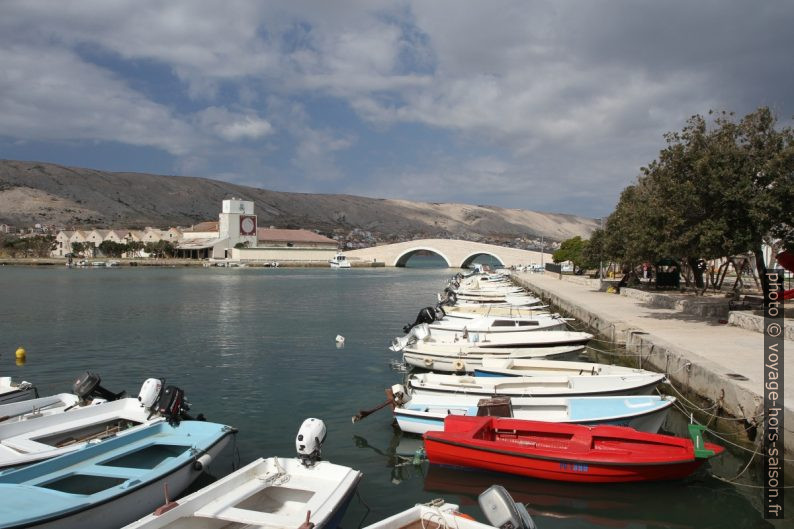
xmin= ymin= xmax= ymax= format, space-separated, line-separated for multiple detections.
xmin=407 ymin=371 xmax=666 ymax=398
xmin=0 ymin=376 xmax=37 ymax=405
xmin=0 ymin=420 xmax=236 ymax=529
xmin=402 ymin=344 xmax=586 ymax=373
xmin=475 ymin=357 xmax=657 ymax=377
xmin=424 ymin=415 xmax=724 ymax=482
xmin=329 ymin=253 xmax=351 ymax=268
xmin=389 ymin=386 xmax=675 ymax=436
xmin=124 ymin=419 xmax=362 ymax=529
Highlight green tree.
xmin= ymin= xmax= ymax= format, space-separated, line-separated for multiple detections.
xmin=601 ymin=107 xmax=794 ymax=296
xmin=144 ymin=240 xmax=176 ymax=258
xmin=552 ymin=236 xmax=596 ymax=271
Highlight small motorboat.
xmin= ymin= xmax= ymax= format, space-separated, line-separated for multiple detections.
xmin=474 ymin=357 xmax=656 ymax=378
xmin=0 ymin=420 xmax=236 ymax=529
xmin=389 ymin=384 xmax=675 ymax=436
xmin=0 ymin=376 xmax=38 ymax=405
xmin=424 ymin=415 xmax=724 ymax=483
xmin=391 ymin=323 xmax=592 ymax=352
xmin=124 ymin=418 xmax=362 ymax=529
xmin=363 ymin=485 xmax=536 ymax=529
xmin=329 ymin=253 xmax=351 ymax=268
xmin=402 ymin=344 xmax=586 ymax=373
xmin=407 ymin=371 xmax=666 ymax=398
xmin=0 ymin=393 xmax=81 ymax=423
xmin=0 ymin=373 xmax=191 ymax=469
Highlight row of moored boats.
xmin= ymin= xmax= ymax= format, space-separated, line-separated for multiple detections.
xmin=370 ymin=265 xmax=724 ymax=483
xmin=0 ymin=371 xmax=537 ymax=529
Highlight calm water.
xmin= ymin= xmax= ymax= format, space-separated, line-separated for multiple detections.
xmin=0 ymin=262 xmax=781 ymax=528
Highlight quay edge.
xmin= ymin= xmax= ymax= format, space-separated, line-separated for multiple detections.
xmin=511 ymin=271 xmax=794 ymax=463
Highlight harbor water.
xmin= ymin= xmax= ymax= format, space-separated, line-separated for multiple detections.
xmin=0 ymin=261 xmax=782 ymax=528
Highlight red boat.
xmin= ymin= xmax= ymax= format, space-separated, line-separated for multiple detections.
xmin=423 ymin=415 xmax=724 ymax=483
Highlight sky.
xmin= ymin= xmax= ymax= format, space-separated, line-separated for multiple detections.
xmin=1 ymin=1 xmax=793 ymax=218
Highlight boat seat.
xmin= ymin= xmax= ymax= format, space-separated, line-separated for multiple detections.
xmin=1 ymin=437 xmax=51 ymax=454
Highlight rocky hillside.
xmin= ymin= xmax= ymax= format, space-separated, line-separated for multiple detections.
xmin=0 ymin=159 xmax=597 ymax=243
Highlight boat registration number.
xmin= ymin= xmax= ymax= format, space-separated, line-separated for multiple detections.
xmin=559 ymin=462 xmax=589 ymax=473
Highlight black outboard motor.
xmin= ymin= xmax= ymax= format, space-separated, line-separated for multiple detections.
xmin=403 ymin=306 xmax=439 ymax=334
xmin=156 ymin=385 xmax=191 ymax=425
xmin=439 ymin=290 xmax=458 ymax=306
xmin=73 ymin=371 xmax=126 ymax=403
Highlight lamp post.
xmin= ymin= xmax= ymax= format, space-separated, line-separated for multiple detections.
xmin=599 ymin=217 xmax=604 ymax=288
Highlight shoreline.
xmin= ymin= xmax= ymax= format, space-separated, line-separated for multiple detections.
xmin=0 ymin=258 xmax=384 ymax=268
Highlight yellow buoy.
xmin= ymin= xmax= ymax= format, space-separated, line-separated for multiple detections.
xmin=15 ymin=346 xmax=26 ymax=359
xmin=15 ymin=357 xmax=26 ymax=366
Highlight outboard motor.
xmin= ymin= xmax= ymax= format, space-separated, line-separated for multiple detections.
xmin=156 ymin=385 xmax=190 ymax=425
xmin=296 ymin=418 xmax=326 ymax=467
xmin=72 ymin=371 xmax=125 ymax=403
xmin=137 ymin=378 xmax=164 ymax=410
xmin=402 ymin=306 xmax=439 ymax=334
xmin=479 ymin=485 xmax=536 ymax=529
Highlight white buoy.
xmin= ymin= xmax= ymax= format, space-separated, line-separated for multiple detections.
xmin=335 ymin=335 xmax=345 ymax=345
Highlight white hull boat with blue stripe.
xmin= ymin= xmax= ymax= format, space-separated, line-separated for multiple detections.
xmin=407 ymin=372 xmax=667 ymax=398
xmin=0 ymin=420 xmax=236 ymax=529
xmin=390 ymin=385 xmax=675 ymax=436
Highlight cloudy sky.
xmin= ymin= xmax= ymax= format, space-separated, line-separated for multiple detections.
xmin=1 ymin=1 xmax=792 ymax=217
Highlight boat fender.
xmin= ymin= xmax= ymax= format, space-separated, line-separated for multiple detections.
xmin=424 ymin=358 xmax=433 ymax=367
xmin=193 ymin=453 xmax=212 ymax=471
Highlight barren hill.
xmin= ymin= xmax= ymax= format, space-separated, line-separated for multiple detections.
xmin=0 ymin=159 xmax=597 ymax=243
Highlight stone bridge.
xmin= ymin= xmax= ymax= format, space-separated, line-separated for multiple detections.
xmin=343 ymin=239 xmax=551 ymax=268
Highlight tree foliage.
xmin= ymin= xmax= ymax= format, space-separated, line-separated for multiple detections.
xmin=1 ymin=235 xmax=56 ymax=257
xmin=553 ymin=236 xmax=597 ymax=270
xmin=601 ymin=107 xmax=794 ymax=295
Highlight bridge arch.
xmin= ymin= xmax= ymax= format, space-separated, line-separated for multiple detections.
xmin=459 ymin=251 xmax=505 ymax=268
xmin=393 ymin=247 xmax=453 ymax=267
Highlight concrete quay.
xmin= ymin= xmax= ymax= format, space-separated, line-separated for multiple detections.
xmin=512 ymin=271 xmax=794 ymax=457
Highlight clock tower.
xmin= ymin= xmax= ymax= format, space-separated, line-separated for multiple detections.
xmin=219 ymin=198 xmax=257 ymax=248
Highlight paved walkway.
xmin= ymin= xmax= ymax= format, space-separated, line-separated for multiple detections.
xmin=513 ymin=271 xmax=793 ymax=453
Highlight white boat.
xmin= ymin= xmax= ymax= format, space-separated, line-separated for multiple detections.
xmin=124 ymin=418 xmax=363 ymax=529
xmin=0 ymin=376 xmax=37 ymax=405
xmin=0 ymin=393 xmax=82 ymax=423
xmin=475 ymin=357 xmax=656 ymax=377
xmin=427 ymin=314 xmax=568 ymax=338
xmin=0 ymin=420 xmax=235 ymax=529
xmin=0 ymin=377 xmax=186 ymax=469
xmin=329 ymin=253 xmax=351 ymax=269
xmin=402 ymin=345 xmax=586 ymax=372
xmin=390 ymin=386 xmax=676 ymax=436
xmin=363 ymin=485 xmax=535 ymax=529
xmin=407 ymin=372 xmax=666 ymax=398
xmin=391 ymin=323 xmax=592 ymax=352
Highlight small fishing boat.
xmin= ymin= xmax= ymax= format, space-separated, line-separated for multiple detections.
xmin=124 ymin=418 xmax=362 ymax=529
xmin=0 ymin=375 xmax=190 ymax=469
xmin=363 ymin=486 xmax=536 ymax=529
xmin=407 ymin=371 xmax=666 ymax=398
xmin=0 ymin=376 xmax=37 ymax=405
xmin=424 ymin=415 xmax=724 ymax=482
xmin=475 ymin=357 xmax=659 ymax=378
xmin=444 ymin=304 xmax=551 ymax=317
xmin=0 ymin=392 xmax=81 ymax=423
xmin=329 ymin=253 xmax=351 ymax=268
xmin=389 ymin=385 xmax=675 ymax=435
xmin=391 ymin=323 xmax=592 ymax=352
xmin=402 ymin=344 xmax=586 ymax=373
xmin=0 ymin=420 xmax=236 ymax=529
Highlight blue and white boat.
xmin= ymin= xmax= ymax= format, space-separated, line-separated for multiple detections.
xmin=124 ymin=418 xmax=362 ymax=529
xmin=0 ymin=420 xmax=236 ymax=529
xmin=390 ymin=384 xmax=675 ymax=436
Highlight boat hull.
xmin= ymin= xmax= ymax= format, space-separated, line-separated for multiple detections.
xmin=424 ymin=416 xmax=722 ymax=483
xmin=403 ymin=346 xmax=585 ymax=372
xmin=394 ymin=395 xmax=674 ymax=436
